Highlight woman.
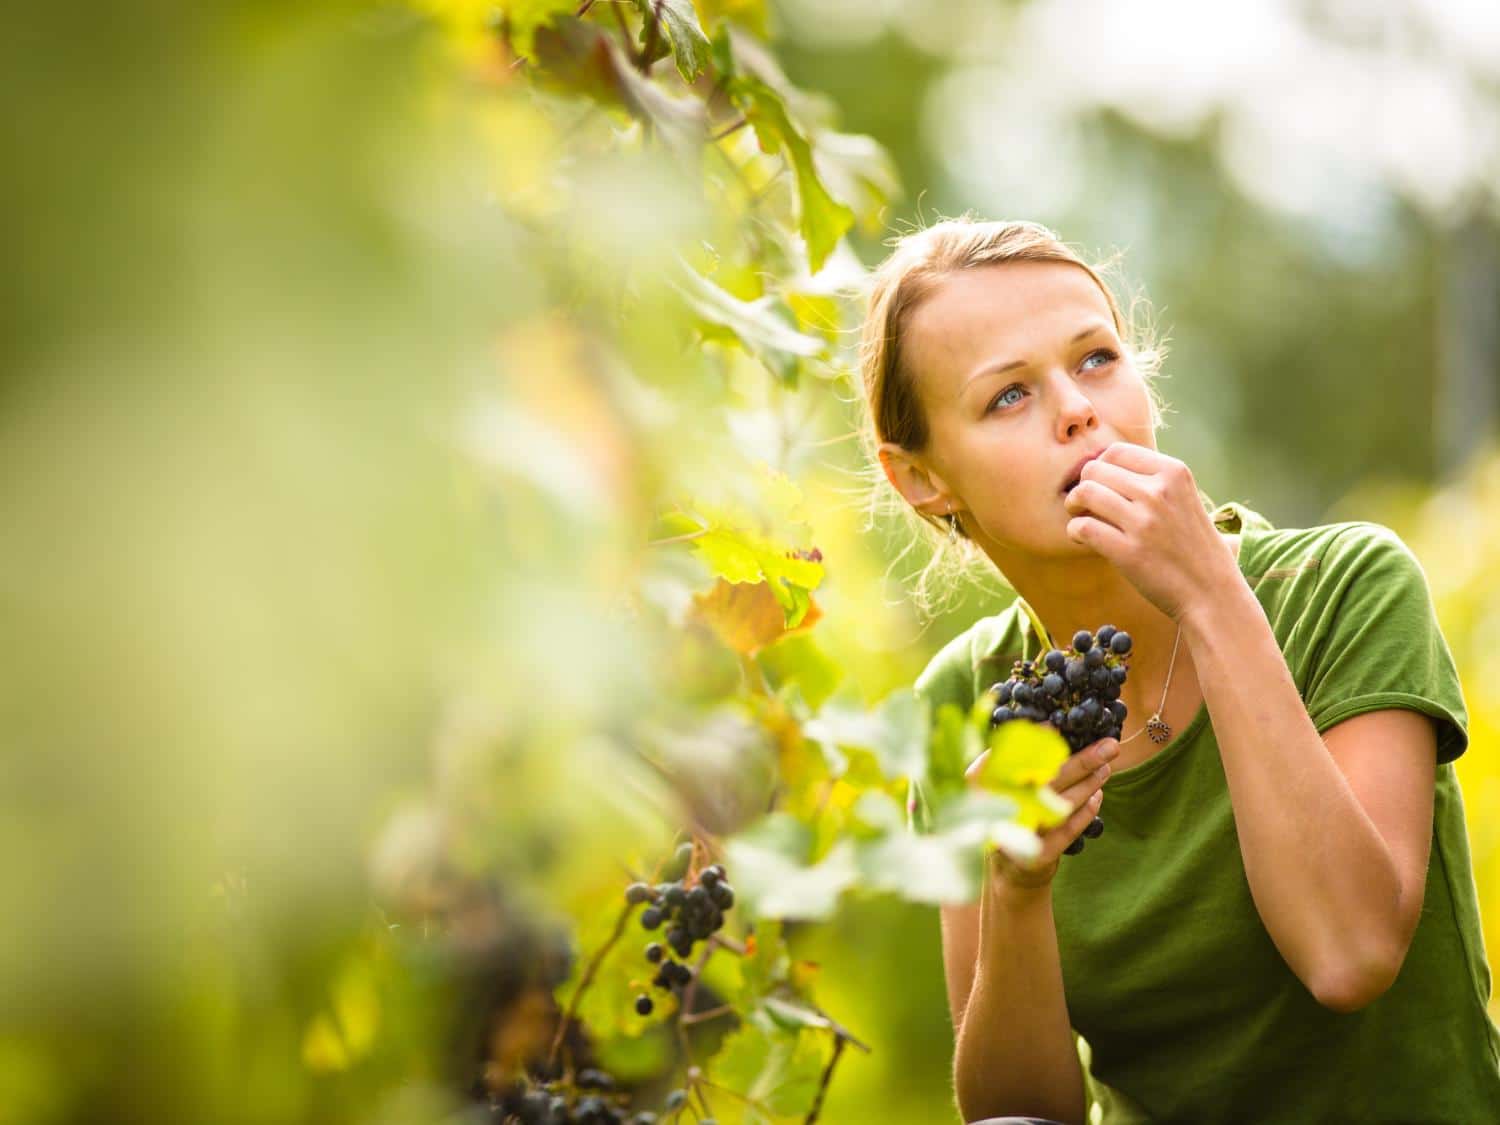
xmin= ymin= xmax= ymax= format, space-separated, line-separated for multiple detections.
xmin=860 ymin=217 xmax=1500 ymax=1124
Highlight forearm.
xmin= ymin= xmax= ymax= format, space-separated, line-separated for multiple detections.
xmin=954 ymin=879 xmax=1087 ymax=1125
xmin=1182 ymin=579 xmax=1403 ymax=1004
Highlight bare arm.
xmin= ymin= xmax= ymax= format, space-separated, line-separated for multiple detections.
xmin=1183 ymin=581 xmax=1435 ymax=1010
xmin=939 ymin=740 xmax=1116 ymax=1123
xmin=943 ymin=883 xmax=1087 ymax=1124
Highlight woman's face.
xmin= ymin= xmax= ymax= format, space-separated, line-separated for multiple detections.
xmin=886 ymin=260 xmax=1157 ymax=560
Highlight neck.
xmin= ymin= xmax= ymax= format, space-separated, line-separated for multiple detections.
xmin=995 ymin=551 xmax=1187 ymax=733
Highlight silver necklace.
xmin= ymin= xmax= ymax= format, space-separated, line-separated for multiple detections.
xmin=1120 ymin=623 xmax=1182 ymax=746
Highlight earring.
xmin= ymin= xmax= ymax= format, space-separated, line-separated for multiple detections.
xmin=945 ymin=502 xmax=959 ymax=543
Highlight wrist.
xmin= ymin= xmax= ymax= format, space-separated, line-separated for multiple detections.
xmin=1180 ymin=567 xmax=1257 ymax=644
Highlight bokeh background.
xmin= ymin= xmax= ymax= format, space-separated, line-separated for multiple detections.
xmin=4 ymin=0 xmax=1498 ymax=1122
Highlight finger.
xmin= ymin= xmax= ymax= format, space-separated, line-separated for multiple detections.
xmin=1055 ymin=758 xmax=1111 ymax=810
xmin=1097 ymin=441 xmax=1167 ymax=475
xmin=1049 ymin=738 xmax=1118 ymax=792
xmin=1077 ymin=457 xmax=1153 ymax=502
xmin=1044 ymin=787 xmax=1103 ymax=847
xmin=1066 ymin=514 xmax=1130 ymax=556
xmin=1064 ymin=478 xmax=1133 ymax=528
xmin=964 ymin=749 xmax=991 ymax=784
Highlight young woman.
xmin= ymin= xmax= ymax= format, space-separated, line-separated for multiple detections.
xmin=860 ymin=218 xmax=1500 ymax=1124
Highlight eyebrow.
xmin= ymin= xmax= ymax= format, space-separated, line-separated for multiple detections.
xmin=959 ymin=323 xmax=1113 ymax=398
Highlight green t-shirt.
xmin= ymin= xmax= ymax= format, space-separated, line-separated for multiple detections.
xmin=913 ymin=501 xmax=1500 ymax=1123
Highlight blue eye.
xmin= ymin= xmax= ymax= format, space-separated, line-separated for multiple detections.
xmin=988 ymin=384 xmax=1025 ymax=413
xmin=1083 ymin=348 xmax=1118 ymax=370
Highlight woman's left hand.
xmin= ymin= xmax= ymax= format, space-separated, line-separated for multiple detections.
xmin=1062 ymin=441 xmax=1243 ymax=623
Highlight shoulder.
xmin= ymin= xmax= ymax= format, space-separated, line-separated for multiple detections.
xmin=913 ymin=603 xmax=1025 ymax=706
xmin=1243 ymin=519 xmax=1423 ymax=596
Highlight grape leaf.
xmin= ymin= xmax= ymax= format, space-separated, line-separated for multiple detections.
xmin=725 ymin=814 xmax=857 ymax=920
xmin=755 ymin=632 xmax=842 ymax=711
xmin=707 ymin=1015 xmax=825 ymax=1123
xmin=691 ymin=578 xmax=822 ymax=655
xmin=728 ymin=76 xmax=854 ymax=273
xmin=628 ymin=0 xmax=712 ymax=82
xmin=810 ymin=129 xmax=901 ymax=233
xmin=674 ymin=262 xmax=826 ymax=384
xmin=802 ymin=687 xmax=926 ymax=782
xmin=654 ymin=505 xmax=824 ymax=627
xmin=551 ymin=903 xmax=681 ymax=1046
xmin=495 ymin=0 xmax=577 ymax=59
xmin=972 ymin=721 xmax=1072 ymax=831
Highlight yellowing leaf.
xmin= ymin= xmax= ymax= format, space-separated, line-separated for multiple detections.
xmin=973 ymin=721 xmax=1072 ymax=831
xmin=301 ymin=1013 xmax=349 ymax=1074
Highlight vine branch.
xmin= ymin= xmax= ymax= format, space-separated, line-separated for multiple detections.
xmin=547 ymin=897 xmax=635 ymax=1070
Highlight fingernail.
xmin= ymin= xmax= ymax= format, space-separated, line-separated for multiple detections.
xmin=1099 ymin=742 xmax=1119 ymax=761
xmin=1096 ymin=763 xmax=1111 ymax=779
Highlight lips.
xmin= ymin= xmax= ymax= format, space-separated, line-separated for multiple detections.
xmin=1061 ymin=450 xmax=1105 ymax=494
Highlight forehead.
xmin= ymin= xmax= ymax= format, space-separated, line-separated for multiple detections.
xmin=903 ymin=260 xmax=1115 ymax=403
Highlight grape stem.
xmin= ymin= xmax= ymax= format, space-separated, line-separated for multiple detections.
xmin=547 ymin=897 xmax=635 ymax=1071
xmin=803 ymin=1035 xmax=845 ymax=1124
xmin=708 ymin=932 xmax=746 ymax=956
xmin=674 ymin=939 xmax=719 ymax=1065
xmin=1013 ymin=596 xmax=1054 ymax=656
xmin=679 ymin=1002 xmax=733 ymax=1025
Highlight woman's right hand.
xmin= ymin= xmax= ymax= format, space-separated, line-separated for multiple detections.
xmin=964 ymin=736 xmax=1119 ymax=893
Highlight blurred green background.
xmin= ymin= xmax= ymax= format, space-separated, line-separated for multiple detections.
xmin=3 ymin=0 xmax=1498 ymax=1122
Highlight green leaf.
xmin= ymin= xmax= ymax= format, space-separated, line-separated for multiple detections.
xmin=629 ymin=0 xmax=712 ymax=82
xmin=707 ymin=1016 xmax=825 ymax=1122
xmin=729 ymin=76 xmax=854 ymax=273
xmin=552 ymin=904 xmax=679 ymax=1046
xmin=926 ymin=702 xmax=978 ymax=794
xmin=756 ymin=633 xmax=842 ymax=711
xmin=494 ymin=0 xmax=578 ymax=60
xmin=810 ymin=129 xmax=901 ymax=231
xmin=802 ymin=688 xmax=927 ymax=782
xmin=972 ymin=721 xmax=1072 ymax=831
xmin=854 ymin=822 xmax=981 ymax=904
xmin=761 ymin=995 xmax=830 ymax=1033
xmin=656 ymin=501 xmax=825 ymax=627
xmin=725 ymin=815 xmax=857 ymax=920
xmin=674 ymin=262 xmax=826 ymax=384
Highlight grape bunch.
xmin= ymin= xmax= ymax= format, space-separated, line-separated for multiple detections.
xmin=623 ymin=848 xmax=734 ymax=1016
xmin=495 ymin=1070 xmax=678 ymax=1124
xmin=987 ymin=626 xmax=1132 ymax=856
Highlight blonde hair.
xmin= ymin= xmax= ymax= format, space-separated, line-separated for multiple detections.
xmin=856 ymin=215 xmax=1171 ymax=620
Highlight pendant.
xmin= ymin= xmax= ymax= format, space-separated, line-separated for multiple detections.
xmin=1146 ymin=714 xmax=1172 ymax=744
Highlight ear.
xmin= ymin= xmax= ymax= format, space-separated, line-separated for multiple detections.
xmin=878 ymin=441 xmax=956 ymax=518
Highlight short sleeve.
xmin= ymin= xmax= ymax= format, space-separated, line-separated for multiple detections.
xmin=1301 ymin=523 xmax=1469 ymax=765
xmin=908 ymin=629 xmax=982 ymax=835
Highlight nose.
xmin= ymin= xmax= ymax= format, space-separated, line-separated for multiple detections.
xmin=1052 ymin=375 xmax=1099 ymax=441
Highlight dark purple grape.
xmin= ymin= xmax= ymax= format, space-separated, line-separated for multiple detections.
xmin=1045 ymin=649 xmax=1067 ymax=673
xmin=1110 ymin=631 xmax=1133 ymax=655
xmin=635 ymin=994 xmax=654 ymax=1016
xmin=1084 ymin=817 xmax=1105 ymax=839
xmin=640 ymin=907 xmax=662 ymax=930
xmin=1096 ymin=625 xmax=1117 ymax=647
xmin=645 ymin=942 xmax=663 ymax=963
xmin=1072 ymin=630 xmax=1093 ymax=652
xmin=1109 ymin=700 xmax=1128 ymax=725
xmin=1064 ymin=835 xmax=1086 ymax=855
xmin=625 ymin=882 xmax=652 ymax=905
xmin=991 ymin=706 xmax=1014 ymax=726
xmin=1065 ymin=659 xmax=1087 ymax=686
xmin=1042 ymin=673 xmax=1065 ymax=697
xmin=1085 ymin=646 xmax=1105 ymax=668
